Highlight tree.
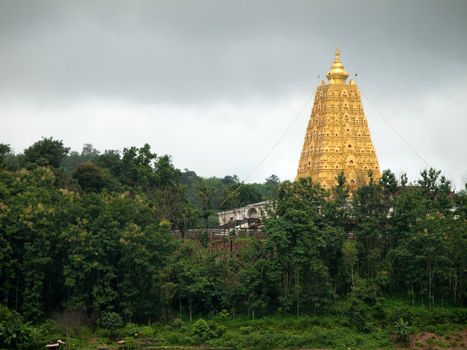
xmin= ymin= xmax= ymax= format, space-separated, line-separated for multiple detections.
xmin=21 ymin=137 xmax=70 ymax=168
xmin=73 ymin=162 xmax=105 ymax=192
xmin=325 ymin=171 xmax=350 ymax=231
xmin=342 ymin=240 xmax=358 ymax=289
xmin=256 ymin=177 xmax=345 ymax=315
xmin=352 ymin=178 xmax=389 ymax=279
xmin=161 ymin=282 xmax=177 ymax=321
xmin=0 ymin=167 xmax=65 ymax=320
xmin=61 ymin=144 xmax=100 ymax=172
xmin=0 ymin=144 xmax=11 ymax=168
xmin=380 ymin=169 xmax=398 ymax=195
xmin=120 ymin=144 xmax=158 ymax=190
xmin=118 ymin=222 xmax=175 ymax=322
xmin=197 ymin=180 xmax=214 ymax=239
xmin=96 ymin=150 xmax=123 ymax=179
xmin=222 ymin=175 xmax=239 ymax=186
xmin=263 ymin=174 xmax=281 ymax=199
xmin=173 ymin=242 xmax=208 ymax=321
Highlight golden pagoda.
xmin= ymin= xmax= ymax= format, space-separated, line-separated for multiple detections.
xmin=296 ymin=49 xmax=380 ymax=189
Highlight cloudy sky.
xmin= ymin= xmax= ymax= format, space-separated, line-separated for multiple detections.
xmin=1 ymin=0 xmax=466 ymax=187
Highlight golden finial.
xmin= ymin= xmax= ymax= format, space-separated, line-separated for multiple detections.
xmin=326 ymin=48 xmax=349 ymax=85
xmin=334 ymin=48 xmax=341 ymax=62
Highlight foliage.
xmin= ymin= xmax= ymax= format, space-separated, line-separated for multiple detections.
xmin=97 ymin=312 xmax=123 ymax=330
xmin=191 ymin=319 xmax=210 ymax=341
xmin=31 ymin=305 xmax=465 ymax=350
xmin=72 ymin=161 xmax=106 ymax=192
xmin=0 ymin=138 xmax=465 ymax=336
xmin=21 ymin=137 xmax=70 ymax=168
xmin=394 ymin=317 xmax=410 ymax=343
xmin=0 ymin=144 xmax=12 ymax=168
xmin=0 ymin=305 xmax=38 ymax=349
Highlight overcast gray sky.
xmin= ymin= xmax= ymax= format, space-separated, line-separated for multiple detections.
xmin=1 ymin=0 xmax=466 ymax=187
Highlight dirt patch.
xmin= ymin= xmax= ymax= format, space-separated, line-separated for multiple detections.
xmin=394 ymin=329 xmax=467 ymax=350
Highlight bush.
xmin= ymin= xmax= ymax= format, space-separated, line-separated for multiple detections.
xmin=192 ymin=319 xmax=210 ymax=342
xmin=118 ymin=323 xmax=154 ymax=338
xmin=97 ymin=312 xmax=123 ymax=330
xmin=140 ymin=326 xmax=155 ymax=338
xmin=215 ymin=309 xmax=230 ymax=321
xmin=36 ymin=320 xmax=62 ymax=344
xmin=351 ymin=277 xmax=381 ymax=305
xmin=119 ymin=323 xmax=139 ymax=338
xmin=239 ymin=326 xmax=254 ymax=334
xmin=340 ymin=297 xmax=373 ymax=332
xmin=394 ymin=318 xmax=411 ymax=344
xmin=210 ymin=323 xmax=226 ymax=338
xmin=171 ymin=318 xmax=183 ymax=329
xmin=0 ymin=305 xmax=38 ymax=349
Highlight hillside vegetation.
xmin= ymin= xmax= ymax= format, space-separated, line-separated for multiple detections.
xmin=0 ymin=138 xmax=465 ymax=349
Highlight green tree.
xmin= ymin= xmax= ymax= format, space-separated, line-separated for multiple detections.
xmin=255 ymin=178 xmax=345 ymax=315
xmin=61 ymin=144 xmax=100 ymax=172
xmin=197 ymin=180 xmax=213 ymax=236
xmin=342 ymin=240 xmax=358 ymax=289
xmin=21 ymin=137 xmax=70 ymax=168
xmin=0 ymin=167 xmax=66 ymax=319
xmin=73 ymin=162 xmax=106 ymax=192
xmin=0 ymin=144 xmax=11 ymax=168
xmin=380 ymin=169 xmax=398 ymax=195
xmin=96 ymin=149 xmax=123 ymax=179
xmin=352 ymin=177 xmax=390 ymax=280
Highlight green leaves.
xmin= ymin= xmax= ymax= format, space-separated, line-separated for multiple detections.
xmin=0 ymin=305 xmax=37 ymax=349
xmin=394 ymin=317 xmax=410 ymax=343
xmin=21 ymin=137 xmax=70 ymax=169
xmin=0 ymin=137 xmax=465 ymax=327
xmin=251 ymin=178 xmax=342 ymax=315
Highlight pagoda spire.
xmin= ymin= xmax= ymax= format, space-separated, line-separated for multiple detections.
xmin=326 ymin=48 xmax=349 ymax=85
xmin=334 ymin=48 xmax=341 ymax=62
xmin=296 ymin=49 xmax=380 ymax=189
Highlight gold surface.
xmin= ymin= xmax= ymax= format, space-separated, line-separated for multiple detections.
xmin=296 ymin=49 xmax=380 ymax=189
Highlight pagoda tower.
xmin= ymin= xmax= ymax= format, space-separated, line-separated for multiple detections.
xmin=296 ymin=49 xmax=380 ymax=189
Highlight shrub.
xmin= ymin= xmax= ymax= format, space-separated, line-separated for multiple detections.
xmin=122 ymin=336 xmax=138 ymax=347
xmin=351 ymin=277 xmax=380 ymax=305
xmin=36 ymin=319 xmax=62 ymax=345
xmin=216 ymin=309 xmax=230 ymax=321
xmin=140 ymin=326 xmax=154 ymax=338
xmin=210 ymin=323 xmax=226 ymax=338
xmin=394 ymin=318 xmax=411 ymax=344
xmin=97 ymin=312 xmax=123 ymax=330
xmin=171 ymin=318 xmax=183 ymax=329
xmin=119 ymin=323 xmax=139 ymax=338
xmin=239 ymin=326 xmax=254 ymax=335
xmin=192 ymin=319 xmax=210 ymax=342
xmin=341 ymin=297 xmax=373 ymax=332
xmin=0 ymin=305 xmax=38 ymax=349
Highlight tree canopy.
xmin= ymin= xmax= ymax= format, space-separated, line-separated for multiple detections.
xmin=0 ymin=138 xmax=465 ymax=330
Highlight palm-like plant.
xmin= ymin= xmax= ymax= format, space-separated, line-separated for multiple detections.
xmin=394 ymin=317 xmax=410 ymax=344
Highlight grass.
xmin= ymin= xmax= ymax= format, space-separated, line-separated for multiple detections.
xmin=35 ymin=299 xmax=466 ymax=350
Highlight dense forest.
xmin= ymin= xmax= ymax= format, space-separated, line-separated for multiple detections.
xmin=0 ymin=137 xmax=466 ymax=349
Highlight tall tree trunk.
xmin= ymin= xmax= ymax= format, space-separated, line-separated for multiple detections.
xmin=428 ymin=264 xmax=433 ymax=309
xmin=15 ymin=274 xmax=19 ymax=311
xmin=295 ymin=269 xmax=300 ymax=317
xmin=179 ymin=297 xmax=182 ymax=319
xmin=189 ymin=300 xmax=193 ymax=322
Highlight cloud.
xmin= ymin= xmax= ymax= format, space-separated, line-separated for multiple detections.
xmin=0 ymin=0 xmax=466 ymax=187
